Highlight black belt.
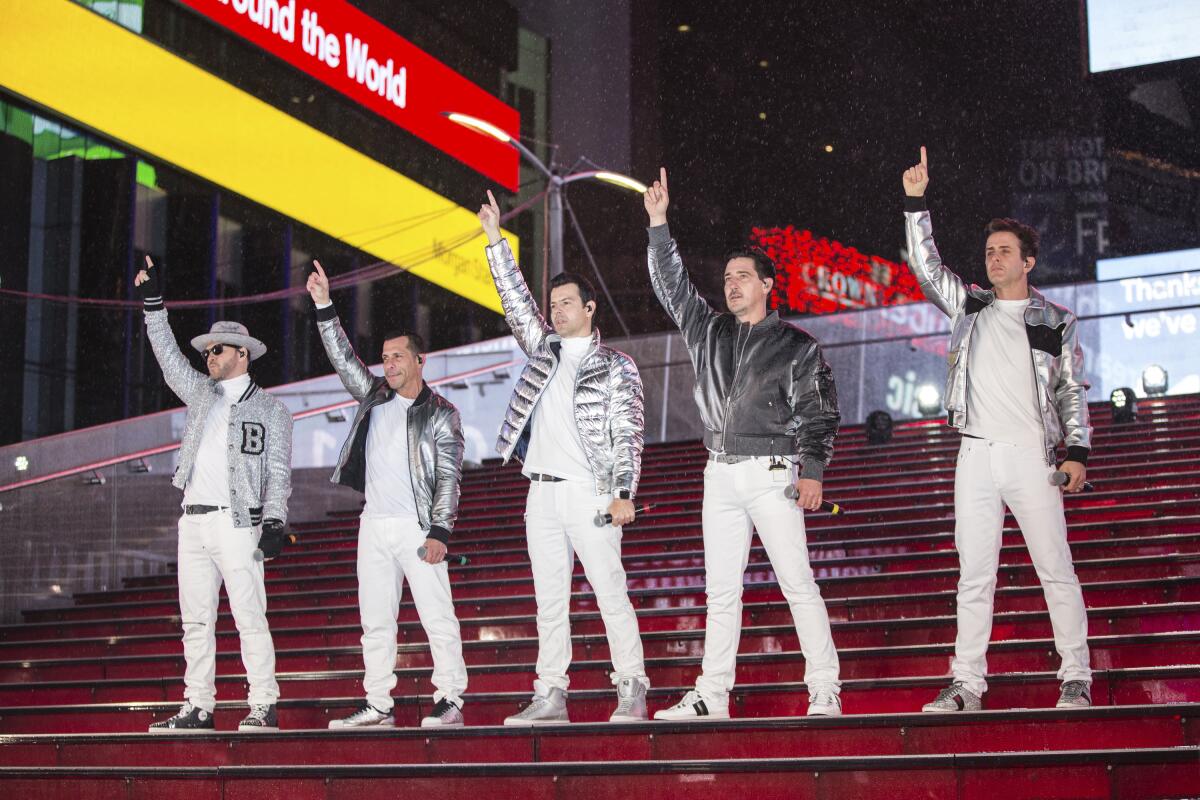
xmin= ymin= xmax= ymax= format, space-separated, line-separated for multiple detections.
xmin=528 ymin=473 xmax=564 ymax=483
xmin=184 ymin=505 xmax=228 ymax=515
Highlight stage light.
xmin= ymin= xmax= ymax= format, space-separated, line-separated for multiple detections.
xmin=13 ymin=455 xmax=29 ymax=472
xmin=916 ymin=384 xmax=941 ymax=417
xmin=677 ymin=24 xmax=691 ymax=32
xmin=1110 ymin=387 xmax=1137 ymax=423
xmin=758 ymin=112 xmax=767 ymax=120
xmin=866 ymin=410 xmax=893 ymax=445
xmin=758 ymin=60 xmax=769 ymax=68
xmin=1141 ymin=364 xmax=1168 ymax=396
xmin=824 ymin=144 xmax=833 ymax=153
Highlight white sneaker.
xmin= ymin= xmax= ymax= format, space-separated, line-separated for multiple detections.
xmin=421 ymin=698 xmax=464 ymax=728
xmin=806 ymin=687 xmax=842 ymax=717
xmin=609 ymin=677 xmax=649 ymax=722
xmin=652 ymin=690 xmax=729 ymax=721
xmin=504 ymin=680 xmax=569 ymax=726
xmin=328 ymin=704 xmax=395 ymax=729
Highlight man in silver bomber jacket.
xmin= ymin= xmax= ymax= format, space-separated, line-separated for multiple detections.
xmin=477 ymin=191 xmax=650 ymax=725
xmin=643 ymin=169 xmax=844 ymax=721
xmin=902 ymin=147 xmax=1094 ymax=713
xmin=307 ymin=260 xmax=469 ymax=729
xmin=135 ymin=257 xmax=292 ymax=734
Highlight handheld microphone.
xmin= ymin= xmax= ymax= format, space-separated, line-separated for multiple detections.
xmin=416 ymin=545 xmax=470 ymax=566
xmin=252 ymin=533 xmax=296 ymax=562
xmin=1049 ymin=471 xmax=1095 ymax=492
xmin=783 ymin=485 xmax=844 ymax=514
xmin=593 ymin=503 xmax=654 ymax=527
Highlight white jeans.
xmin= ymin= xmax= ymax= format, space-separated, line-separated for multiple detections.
xmin=525 ymin=479 xmax=647 ymax=691
xmin=952 ymin=437 xmax=1092 ymax=696
xmin=177 ymin=510 xmax=278 ymax=710
xmin=357 ymin=516 xmax=468 ymax=711
xmin=696 ymin=457 xmax=841 ymax=701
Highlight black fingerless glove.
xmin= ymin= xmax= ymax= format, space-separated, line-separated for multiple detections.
xmin=258 ymin=518 xmax=290 ymax=560
xmin=139 ymin=264 xmax=164 ymax=311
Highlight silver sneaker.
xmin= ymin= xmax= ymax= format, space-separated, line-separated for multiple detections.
xmin=328 ymin=704 xmax=395 ymax=729
xmin=504 ymin=680 xmax=568 ymax=726
xmin=421 ymin=698 xmax=464 ymax=728
xmin=609 ymin=677 xmax=649 ymax=722
xmin=1056 ymin=680 xmax=1092 ymax=708
xmin=806 ymin=687 xmax=842 ymax=717
xmin=922 ymin=682 xmax=982 ymax=713
xmin=653 ymin=689 xmax=730 ymax=721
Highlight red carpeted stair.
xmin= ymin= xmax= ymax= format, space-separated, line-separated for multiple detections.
xmin=1 ymin=395 xmax=1198 ymax=798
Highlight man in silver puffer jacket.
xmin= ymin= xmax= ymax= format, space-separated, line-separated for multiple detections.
xmin=902 ymin=147 xmax=1094 ymax=714
xmin=307 ymin=261 xmax=469 ymax=730
xmin=477 ymin=191 xmax=650 ymax=725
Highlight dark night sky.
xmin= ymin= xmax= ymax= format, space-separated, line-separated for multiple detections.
xmin=573 ymin=0 xmax=1119 ymax=337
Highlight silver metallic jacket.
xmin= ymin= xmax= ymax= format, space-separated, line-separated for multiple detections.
xmin=316 ymin=306 xmax=464 ymax=542
xmin=144 ymin=309 xmax=293 ymax=528
xmin=486 ymin=239 xmax=644 ymax=498
xmin=647 ymin=225 xmax=840 ymax=481
xmin=904 ymin=200 xmax=1093 ymax=465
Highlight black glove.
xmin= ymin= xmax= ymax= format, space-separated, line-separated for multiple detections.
xmin=138 ymin=261 xmax=164 ymax=310
xmin=258 ymin=519 xmax=291 ymax=560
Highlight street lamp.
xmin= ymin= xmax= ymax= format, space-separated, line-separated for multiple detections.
xmin=446 ymin=112 xmax=646 ymax=279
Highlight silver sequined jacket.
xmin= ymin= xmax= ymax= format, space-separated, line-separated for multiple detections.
xmin=485 ymin=239 xmax=644 ymax=498
xmin=904 ymin=199 xmax=1093 ymax=465
xmin=316 ymin=305 xmax=464 ymax=542
xmin=144 ymin=309 xmax=293 ymax=528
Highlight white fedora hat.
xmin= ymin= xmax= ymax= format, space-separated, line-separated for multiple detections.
xmin=190 ymin=320 xmax=267 ymax=361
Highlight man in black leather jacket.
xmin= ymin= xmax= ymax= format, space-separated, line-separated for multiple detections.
xmin=644 ymin=168 xmax=844 ymax=720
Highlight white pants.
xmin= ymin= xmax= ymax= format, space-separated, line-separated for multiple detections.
xmin=696 ymin=457 xmax=841 ymax=701
xmin=177 ymin=510 xmax=278 ymax=710
xmin=525 ymin=479 xmax=647 ymax=691
xmin=357 ymin=516 xmax=467 ymax=711
xmin=952 ymin=437 xmax=1092 ymax=696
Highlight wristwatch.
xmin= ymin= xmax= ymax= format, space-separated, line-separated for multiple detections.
xmin=617 ymin=489 xmax=632 ymax=500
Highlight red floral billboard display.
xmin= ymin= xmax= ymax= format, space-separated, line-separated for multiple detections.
xmin=751 ymin=226 xmax=924 ymax=315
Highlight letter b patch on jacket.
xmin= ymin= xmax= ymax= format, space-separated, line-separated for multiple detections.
xmin=241 ymin=422 xmax=266 ymax=455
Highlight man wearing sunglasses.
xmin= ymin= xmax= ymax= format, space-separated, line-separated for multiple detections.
xmin=134 ymin=256 xmax=293 ymax=733
xmin=307 ymin=260 xmax=469 ymax=729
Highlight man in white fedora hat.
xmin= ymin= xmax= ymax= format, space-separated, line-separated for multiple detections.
xmin=134 ymin=256 xmax=293 ymax=733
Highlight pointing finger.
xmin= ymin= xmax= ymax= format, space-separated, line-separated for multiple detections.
xmin=920 ymin=145 xmax=928 ymax=168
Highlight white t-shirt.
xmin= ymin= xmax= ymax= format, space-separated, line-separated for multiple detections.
xmin=522 ymin=336 xmax=593 ymax=482
xmin=963 ymin=298 xmax=1043 ymax=448
xmin=183 ymin=372 xmax=251 ymax=507
xmin=362 ymin=393 xmax=419 ymax=519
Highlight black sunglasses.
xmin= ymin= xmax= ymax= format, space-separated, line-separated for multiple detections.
xmin=201 ymin=343 xmax=244 ymax=359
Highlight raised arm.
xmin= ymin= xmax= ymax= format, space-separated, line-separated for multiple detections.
xmin=902 ymin=147 xmax=968 ymax=317
xmin=136 ymin=256 xmax=209 ymax=405
xmin=308 ymin=260 xmax=377 ymax=402
xmin=644 ymin=168 xmax=716 ymax=350
xmin=479 ymin=190 xmax=551 ymax=355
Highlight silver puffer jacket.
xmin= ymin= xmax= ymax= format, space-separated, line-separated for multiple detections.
xmin=144 ymin=308 xmax=293 ymax=528
xmin=904 ymin=200 xmax=1093 ymax=465
xmin=646 ymin=224 xmax=840 ymax=480
xmin=485 ymin=239 xmax=644 ymax=498
xmin=316 ymin=306 xmax=464 ymax=542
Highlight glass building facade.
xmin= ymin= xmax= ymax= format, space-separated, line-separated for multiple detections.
xmin=0 ymin=0 xmax=535 ymax=446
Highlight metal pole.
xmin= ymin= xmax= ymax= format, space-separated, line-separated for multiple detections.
xmin=548 ymin=176 xmax=565 ymax=278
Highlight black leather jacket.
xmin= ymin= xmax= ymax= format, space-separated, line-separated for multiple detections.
xmin=647 ymin=224 xmax=840 ymax=480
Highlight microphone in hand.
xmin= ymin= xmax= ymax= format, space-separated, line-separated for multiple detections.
xmin=253 ymin=519 xmax=293 ymax=562
xmin=783 ymin=484 xmax=845 ymax=514
xmin=1049 ymin=471 xmax=1094 ymax=492
xmin=416 ymin=545 xmax=470 ymax=566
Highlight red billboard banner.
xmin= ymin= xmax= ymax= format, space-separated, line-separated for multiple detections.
xmin=176 ymin=0 xmax=520 ymax=190
xmin=751 ymin=226 xmax=924 ymax=315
